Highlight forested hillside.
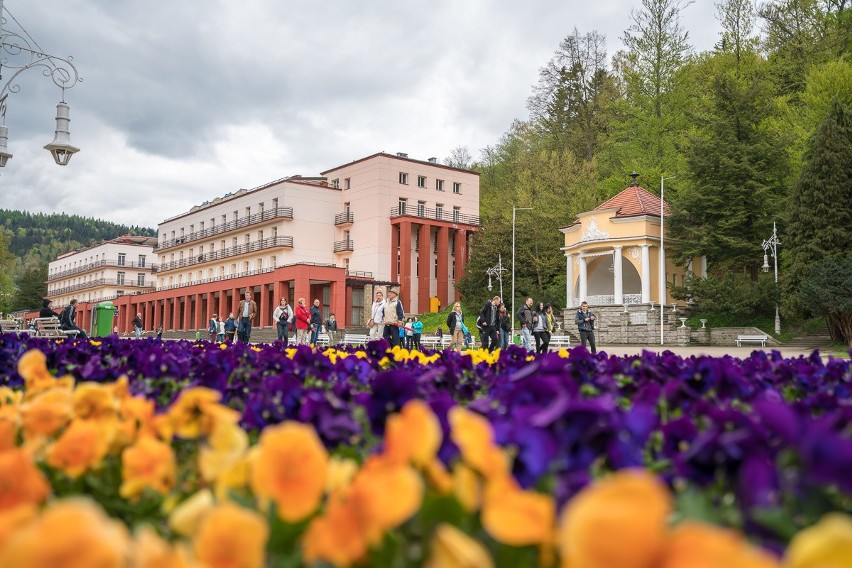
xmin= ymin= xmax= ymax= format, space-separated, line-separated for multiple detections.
xmin=0 ymin=210 xmax=156 ymax=312
xmin=455 ymin=0 xmax=851 ymax=342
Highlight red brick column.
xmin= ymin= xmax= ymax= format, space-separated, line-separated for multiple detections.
xmin=260 ymin=283 xmax=269 ymax=328
xmin=182 ymin=295 xmax=192 ymax=331
xmin=454 ymin=229 xmax=468 ymax=300
xmin=437 ymin=226 xmax=449 ymax=308
xmin=153 ymin=300 xmax=161 ymax=331
xmin=162 ymin=298 xmax=171 ymax=330
xmin=399 ymin=221 xmax=412 ymax=310
xmin=418 ymin=223 xmax=431 ymax=313
xmin=391 ymin=224 xmax=400 ymax=285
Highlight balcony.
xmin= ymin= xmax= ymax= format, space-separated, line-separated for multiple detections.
xmin=155 ymin=236 xmax=294 ymax=273
xmin=390 ymin=206 xmax=480 ymax=226
xmin=48 ymin=259 xmax=158 ymax=281
xmin=333 ymin=239 xmax=354 ymax=253
xmin=345 ymin=269 xmax=373 ymax=279
xmin=48 ymin=278 xmax=155 ymax=296
xmin=334 ymin=211 xmax=354 ymax=225
xmin=156 ymin=206 xmax=294 ymax=251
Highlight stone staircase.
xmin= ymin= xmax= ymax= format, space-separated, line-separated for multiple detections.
xmin=784 ymin=327 xmax=834 ymax=351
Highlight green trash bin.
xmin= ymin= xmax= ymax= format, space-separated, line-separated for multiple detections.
xmin=91 ymin=301 xmax=115 ymax=337
xmin=196 ymin=330 xmax=202 ymax=341
xmin=513 ymin=333 xmax=521 ymax=346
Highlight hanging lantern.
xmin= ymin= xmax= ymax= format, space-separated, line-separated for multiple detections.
xmin=44 ymin=101 xmax=79 ymax=166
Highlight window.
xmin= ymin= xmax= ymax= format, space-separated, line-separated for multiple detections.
xmin=436 ymin=204 xmax=444 ymax=220
xmin=117 ymin=253 xmax=126 ymax=266
xmin=272 ymin=198 xmax=278 ymax=211
xmin=221 ymin=239 xmax=226 ymax=250
xmin=117 ymin=272 xmax=125 ymax=285
xmin=435 ymin=179 xmax=444 ymax=191
xmin=245 ymin=207 xmax=251 ymax=218
xmin=232 ymin=237 xmax=238 ymax=248
xmin=190 ymin=224 xmax=194 ymax=234
xmin=259 ymin=202 xmax=264 ymax=214
xmin=417 ymin=175 xmax=426 ymax=188
xmin=417 ymin=201 xmax=425 ymax=217
xmin=399 ymin=172 xmax=409 ymax=185
xmin=271 ymin=256 xmax=277 ymax=267
xmin=450 ymin=233 xmax=456 ymax=254
xmin=453 ymin=206 xmax=461 ymax=222
xmin=331 ymin=178 xmax=340 ymax=189
xmin=272 ymin=226 xmax=278 ymax=238
xmin=453 ymin=182 xmax=461 ymax=194
xmin=416 ymin=256 xmax=419 ymax=277
xmin=434 ymin=258 xmax=438 ymax=278
xmin=180 ymin=228 xmax=185 ymax=237
xmin=244 ymin=234 xmax=250 ymax=245
xmin=344 ymin=201 xmax=351 ymax=213
xmin=138 ymin=255 xmax=146 ymax=267
xmin=351 ymin=288 xmax=364 ymax=327
xmin=258 ymin=230 xmax=264 ymax=242
xmin=222 ymin=214 xmax=227 ymax=225
xmin=233 ymin=211 xmax=238 ymax=222
xmin=200 ymin=221 xmax=204 ymax=231
xmin=344 ymin=178 xmax=351 ymax=190
xmin=398 ymin=198 xmax=407 ymax=215
xmin=137 ymin=273 xmax=145 ymax=286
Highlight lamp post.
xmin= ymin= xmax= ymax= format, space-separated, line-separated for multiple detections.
xmin=486 ymin=254 xmax=506 ymax=300
xmin=762 ymin=221 xmax=781 ymax=334
xmin=660 ymin=175 xmax=675 ymax=345
xmin=0 ymin=0 xmax=81 ymax=166
xmin=511 ymin=206 xmax=532 ymax=339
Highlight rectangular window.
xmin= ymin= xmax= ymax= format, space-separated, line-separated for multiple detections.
xmin=200 ymin=221 xmax=204 ymax=231
xmin=399 ymin=172 xmax=408 ymax=185
xmin=453 ymin=182 xmax=461 ymax=194
xmin=453 ymin=206 xmax=461 ymax=222
xmin=331 ymin=178 xmax=340 ymax=189
xmin=416 ymin=256 xmax=420 ymax=277
xmin=344 ymin=177 xmax=351 ymax=189
xmin=417 ymin=175 xmax=426 ymax=188
xmin=117 ymin=272 xmax=125 ymax=285
xmin=259 ymin=202 xmax=264 ymax=214
xmin=417 ymin=201 xmax=425 ymax=217
xmin=436 ymin=204 xmax=444 ymax=220
xmin=233 ymin=211 xmax=238 ymax=222
xmin=398 ymin=198 xmax=407 ymax=215
xmin=271 ymin=255 xmax=277 ymax=267
xmin=436 ymin=179 xmax=444 ymax=191
xmin=222 ymin=214 xmax=227 ymax=225
xmin=189 ymin=224 xmax=194 ymax=234
xmin=137 ymin=273 xmax=145 ymax=286
xmin=117 ymin=253 xmax=126 ymax=266
xmin=272 ymin=198 xmax=278 ymax=211
xmin=351 ymin=287 xmax=365 ymax=327
xmin=434 ymin=258 xmax=438 ymax=278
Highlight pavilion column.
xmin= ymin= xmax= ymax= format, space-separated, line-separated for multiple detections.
xmin=613 ymin=246 xmax=624 ymax=305
xmin=232 ymin=287 xmax=240 ymax=316
xmin=700 ymin=255 xmax=708 ymax=278
xmin=153 ymin=299 xmax=161 ymax=331
xmin=578 ymin=256 xmax=588 ymax=302
xmin=218 ymin=290 xmax=228 ymax=320
xmin=260 ymin=283 xmax=270 ymax=327
xmin=293 ymin=278 xmax=310 ymax=307
xmin=418 ymin=224 xmax=430 ymax=313
xmin=565 ymin=254 xmax=574 ymax=309
xmin=454 ymin=229 xmax=468 ymax=283
xmin=641 ymin=245 xmax=651 ymax=303
xmin=436 ymin=225 xmax=449 ymax=308
xmin=398 ymin=221 xmax=413 ymax=310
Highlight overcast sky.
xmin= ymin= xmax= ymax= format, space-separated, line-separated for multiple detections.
xmin=0 ymin=1 xmax=721 ymax=228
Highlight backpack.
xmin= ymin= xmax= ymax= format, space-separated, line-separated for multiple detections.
xmin=58 ymin=306 xmax=72 ymax=328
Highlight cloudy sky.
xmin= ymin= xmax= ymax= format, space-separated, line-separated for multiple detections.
xmin=0 ymin=0 xmax=721 ymax=228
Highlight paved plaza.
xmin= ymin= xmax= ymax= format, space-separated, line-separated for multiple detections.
xmin=593 ymin=344 xmax=849 ymax=359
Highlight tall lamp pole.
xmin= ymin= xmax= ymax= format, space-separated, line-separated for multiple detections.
xmin=660 ymin=176 xmax=675 ymax=345
xmin=762 ymin=222 xmax=781 ymax=334
xmin=511 ymin=207 xmax=532 ymax=339
xmin=0 ymin=0 xmax=82 ymax=166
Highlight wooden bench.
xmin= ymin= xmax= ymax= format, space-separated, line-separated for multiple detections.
xmin=342 ymin=333 xmax=369 ymax=346
xmin=736 ymin=334 xmax=769 ymax=347
xmin=548 ymin=334 xmax=572 ymax=349
xmin=30 ymin=317 xmax=79 ymax=339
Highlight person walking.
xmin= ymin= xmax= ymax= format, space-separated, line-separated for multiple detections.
xmin=224 ymin=313 xmax=236 ymax=343
xmin=575 ymin=301 xmax=597 ymax=354
xmin=295 ymin=298 xmax=310 ymax=345
xmin=446 ymin=302 xmax=465 ymax=351
xmin=367 ymin=290 xmax=385 ymax=340
xmin=532 ymin=301 xmax=546 ymax=353
xmin=207 ymin=314 xmax=218 ymax=342
xmin=477 ymin=295 xmax=501 ymax=352
xmin=381 ymin=288 xmax=405 ymax=348
xmin=236 ymin=290 xmax=257 ymax=343
xmin=411 ymin=316 xmax=423 ymax=350
xmin=540 ymin=304 xmax=555 ymax=353
xmin=404 ymin=317 xmax=414 ymax=349
xmin=309 ymin=299 xmax=323 ymax=346
xmin=59 ymin=299 xmax=87 ymax=339
xmin=325 ymin=313 xmax=339 ymax=345
xmin=156 ymin=325 xmax=163 ymax=340
xmin=272 ymin=298 xmax=292 ymax=345
xmin=498 ymin=304 xmax=511 ymax=350
xmin=517 ymin=297 xmax=534 ymax=351
xmin=133 ymin=312 xmax=145 ymax=339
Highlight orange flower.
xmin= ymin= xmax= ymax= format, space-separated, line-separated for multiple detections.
xmin=424 ymin=458 xmax=453 ymax=494
xmin=660 ymin=522 xmax=780 ymax=568
xmin=348 ymin=455 xmax=424 ymax=545
xmin=302 ymin=492 xmax=369 ymax=568
xmin=168 ymin=489 xmax=215 ymax=537
xmin=192 ymin=502 xmax=268 ymax=568
xmin=45 ymin=419 xmax=110 ymax=478
xmin=384 ymin=400 xmax=442 ymax=467
xmin=0 ymin=448 xmax=50 ymax=510
xmin=558 ymin=469 xmax=672 ymax=568
xmin=20 ymin=387 xmax=73 ymax=442
xmin=120 ymin=435 xmax=176 ymax=499
xmin=0 ymin=504 xmax=36 ymax=551
xmin=448 ymin=407 xmax=509 ymax=480
xmin=452 ymin=463 xmax=482 ymax=513
xmin=17 ymin=350 xmax=53 ymax=394
xmin=131 ymin=526 xmax=196 ymax=568
xmin=73 ymin=382 xmax=119 ymax=423
xmin=0 ymin=498 xmax=129 ymax=568
xmin=166 ymin=387 xmax=240 ymax=439
xmin=249 ymin=421 xmax=328 ymax=523
xmin=0 ymin=388 xmax=22 ymax=450
xmin=426 ymin=524 xmax=494 ymax=568
xmin=115 ymin=396 xmax=158 ymax=447
xmin=482 ymin=485 xmax=555 ymax=546
xmin=785 ymin=513 xmax=852 ymax=568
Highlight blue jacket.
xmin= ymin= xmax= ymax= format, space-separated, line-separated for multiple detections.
xmin=412 ymin=320 xmax=423 ymax=334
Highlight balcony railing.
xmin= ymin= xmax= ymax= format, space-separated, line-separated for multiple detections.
xmin=155 ymin=236 xmax=294 ymax=273
xmin=345 ymin=269 xmax=373 ymax=279
xmin=48 ymin=259 xmax=157 ymax=281
xmin=156 ymin=206 xmax=294 ymax=251
xmin=48 ymin=278 xmax=155 ymax=296
xmin=390 ymin=206 xmax=480 ymax=226
xmin=574 ymin=294 xmax=643 ymax=307
xmin=333 ymin=239 xmax=354 ymax=253
xmin=155 ymin=262 xmax=339 ymax=292
xmin=334 ymin=211 xmax=354 ymax=225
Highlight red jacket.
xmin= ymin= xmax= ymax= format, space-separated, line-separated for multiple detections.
xmin=295 ymin=304 xmax=310 ymax=330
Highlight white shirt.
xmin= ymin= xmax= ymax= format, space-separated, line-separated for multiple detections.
xmin=371 ymin=300 xmax=385 ymax=324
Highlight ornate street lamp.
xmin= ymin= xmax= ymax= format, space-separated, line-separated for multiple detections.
xmin=486 ymin=254 xmax=506 ymax=300
xmin=762 ymin=221 xmax=781 ymax=334
xmin=0 ymin=0 xmax=81 ymax=166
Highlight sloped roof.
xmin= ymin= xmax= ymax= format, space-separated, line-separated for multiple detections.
xmin=595 ymin=185 xmax=670 ymax=217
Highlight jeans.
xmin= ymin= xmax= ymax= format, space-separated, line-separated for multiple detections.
xmin=412 ymin=333 xmax=421 ymax=350
xmin=521 ymin=327 xmax=533 ymax=351
xmin=277 ymin=321 xmax=288 ymax=343
xmin=580 ymin=330 xmax=596 ymax=354
xmin=499 ymin=330 xmax=509 ymax=350
xmin=310 ymin=325 xmax=320 ymax=346
xmin=239 ymin=317 xmax=252 ymax=343
xmin=134 ymin=326 xmax=142 ymax=339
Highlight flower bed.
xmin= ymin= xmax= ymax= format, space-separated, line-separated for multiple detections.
xmin=0 ymin=333 xmax=850 ymax=566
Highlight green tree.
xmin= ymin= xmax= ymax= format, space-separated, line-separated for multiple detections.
xmin=785 ymin=99 xmax=852 ymax=319
xmin=799 ymin=255 xmax=852 ymax=345
xmin=13 ymin=265 xmax=48 ymax=312
xmin=0 ymin=232 xmax=15 ymax=314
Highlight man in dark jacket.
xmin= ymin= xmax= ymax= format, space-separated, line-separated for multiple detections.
xmin=309 ymin=299 xmax=323 ymax=346
xmin=39 ymin=299 xmax=58 ymax=318
xmin=132 ymin=313 xmax=144 ymax=339
xmin=235 ymin=290 xmax=257 ymax=343
xmin=517 ymin=297 xmax=534 ymax=351
xmin=575 ymin=301 xmax=597 ymax=354
xmin=477 ymin=295 xmax=501 ymax=352
xmin=59 ymin=298 xmax=87 ymax=338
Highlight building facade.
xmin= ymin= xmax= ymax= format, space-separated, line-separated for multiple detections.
xmin=43 ymin=152 xmax=480 ymax=334
xmin=46 ymin=236 xmax=157 ymax=308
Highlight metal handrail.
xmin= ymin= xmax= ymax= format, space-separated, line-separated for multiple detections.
xmin=155 ymin=207 xmax=294 ymax=251
xmin=333 ymin=239 xmax=354 ymax=253
xmin=334 ymin=211 xmax=354 ymax=225
xmin=48 ymin=278 xmax=155 ymax=295
xmin=48 ymin=259 xmax=157 ymax=281
xmin=155 ymin=236 xmax=294 ymax=273
xmin=390 ymin=206 xmax=480 ymax=226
